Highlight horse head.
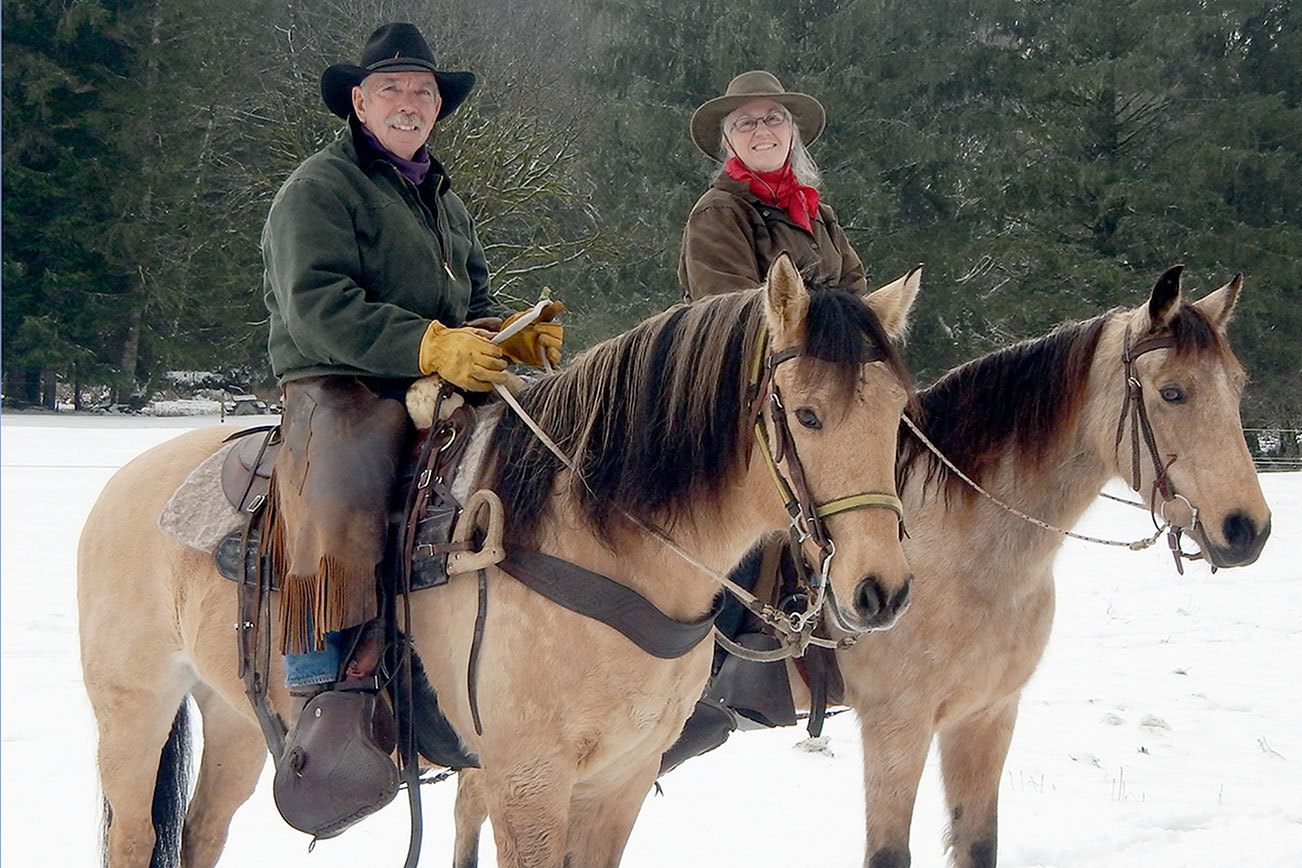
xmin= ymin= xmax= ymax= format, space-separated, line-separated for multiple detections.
xmin=1104 ymin=265 xmax=1271 ymax=567
xmin=759 ymin=255 xmax=920 ymax=632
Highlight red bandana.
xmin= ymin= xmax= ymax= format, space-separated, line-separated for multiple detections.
xmin=724 ymin=156 xmax=820 ymax=233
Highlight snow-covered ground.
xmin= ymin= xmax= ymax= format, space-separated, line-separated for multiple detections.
xmin=2 ymin=414 xmax=1299 ymax=867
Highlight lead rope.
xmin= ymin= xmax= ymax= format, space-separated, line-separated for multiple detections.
xmin=900 ymin=414 xmax=1171 ymax=551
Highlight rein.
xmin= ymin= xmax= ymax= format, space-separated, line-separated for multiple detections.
xmin=901 ymin=325 xmax=1205 ymax=572
xmin=490 ymin=314 xmax=904 ymax=660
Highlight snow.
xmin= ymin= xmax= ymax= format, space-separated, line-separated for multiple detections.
xmin=2 ymin=414 xmax=1300 ymax=867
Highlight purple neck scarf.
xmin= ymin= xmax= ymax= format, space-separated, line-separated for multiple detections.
xmin=356 ymin=120 xmax=432 ymax=186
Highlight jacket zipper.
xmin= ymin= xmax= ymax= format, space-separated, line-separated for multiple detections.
xmin=392 ymin=167 xmax=456 ymax=280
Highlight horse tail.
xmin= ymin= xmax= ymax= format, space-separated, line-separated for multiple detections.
xmin=95 ymin=697 xmax=193 ymax=868
xmin=95 ymin=702 xmax=190 ymax=864
xmin=99 ymin=700 xmax=194 ymax=867
xmin=99 ymin=795 xmax=111 ymax=868
xmin=148 ymin=700 xmax=194 ymax=868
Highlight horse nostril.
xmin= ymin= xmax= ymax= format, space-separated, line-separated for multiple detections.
xmin=1222 ymin=511 xmax=1257 ymax=550
xmin=889 ymin=577 xmax=912 ymax=614
xmin=854 ymin=576 xmax=886 ymax=622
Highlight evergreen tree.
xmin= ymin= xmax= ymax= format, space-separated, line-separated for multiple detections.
xmin=2 ymin=0 xmax=133 ymax=406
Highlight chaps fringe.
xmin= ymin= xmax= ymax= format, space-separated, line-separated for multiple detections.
xmin=262 ymin=477 xmax=379 ymax=654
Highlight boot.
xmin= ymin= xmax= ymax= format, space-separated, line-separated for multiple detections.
xmin=659 ymin=697 xmax=738 ymax=776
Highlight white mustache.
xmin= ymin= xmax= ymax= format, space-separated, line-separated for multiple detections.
xmin=386 ymin=112 xmax=423 ymax=131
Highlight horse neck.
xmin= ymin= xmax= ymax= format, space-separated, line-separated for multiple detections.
xmin=533 ymin=447 xmax=788 ymax=623
xmin=916 ymin=317 xmax=1133 ymax=572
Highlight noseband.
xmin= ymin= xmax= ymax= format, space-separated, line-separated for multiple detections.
xmin=1114 ymin=325 xmax=1204 ymax=573
xmin=745 ymin=326 xmax=904 ymax=632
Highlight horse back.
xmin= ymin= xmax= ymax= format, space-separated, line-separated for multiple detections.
xmin=77 ymin=426 xmax=246 ymax=642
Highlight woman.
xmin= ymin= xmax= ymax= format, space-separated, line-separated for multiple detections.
xmin=678 ymin=70 xmax=867 ymax=301
xmin=664 ymin=72 xmax=875 ymax=774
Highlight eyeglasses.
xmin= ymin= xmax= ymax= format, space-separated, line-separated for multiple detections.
xmin=730 ymin=110 xmax=789 ymax=134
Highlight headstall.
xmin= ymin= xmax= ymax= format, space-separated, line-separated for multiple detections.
xmin=743 ymin=321 xmax=904 ymax=638
xmin=1114 ymin=325 xmax=1205 ymax=573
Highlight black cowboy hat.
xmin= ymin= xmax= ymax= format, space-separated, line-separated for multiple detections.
xmin=320 ymin=23 xmax=475 ymax=120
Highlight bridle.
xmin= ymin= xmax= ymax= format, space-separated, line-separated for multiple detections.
xmin=1113 ymin=325 xmax=1206 ymax=573
xmin=741 ymin=323 xmax=905 ymax=641
xmin=899 ymin=322 xmax=1206 ymax=573
xmin=492 ymin=312 xmax=906 ymax=659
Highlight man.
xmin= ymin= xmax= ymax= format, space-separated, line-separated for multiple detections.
xmin=260 ymin=22 xmax=561 ymax=820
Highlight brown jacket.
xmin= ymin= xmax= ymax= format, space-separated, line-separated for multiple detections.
xmin=678 ymin=175 xmax=867 ymax=301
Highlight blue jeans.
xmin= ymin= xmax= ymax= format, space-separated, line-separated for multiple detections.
xmin=283 ymin=630 xmax=343 ymax=688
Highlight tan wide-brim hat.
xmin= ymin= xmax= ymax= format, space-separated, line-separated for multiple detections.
xmin=690 ymin=70 xmax=826 ymax=158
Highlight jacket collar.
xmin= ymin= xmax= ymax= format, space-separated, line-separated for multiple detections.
xmin=711 ymin=174 xmax=824 ymax=232
xmin=343 ymin=118 xmax=452 ymax=195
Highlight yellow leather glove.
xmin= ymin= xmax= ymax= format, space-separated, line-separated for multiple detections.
xmin=498 ymin=300 xmax=565 ymax=368
xmin=417 ymin=321 xmax=509 ymax=391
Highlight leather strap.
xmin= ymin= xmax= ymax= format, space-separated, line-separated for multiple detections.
xmin=468 ymin=569 xmax=488 ymax=736
xmin=1114 ymin=329 xmax=1178 ymax=496
xmin=793 ymin=643 xmax=844 ymax=738
xmin=747 ymin=333 xmax=901 ymax=548
xmin=1112 ymin=327 xmax=1204 ymax=574
xmin=499 ymin=550 xmax=724 ymax=659
xmin=816 ymin=492 xmax=904 ymax=523
xmin=236 ymin=427 xmax=287 ymax=761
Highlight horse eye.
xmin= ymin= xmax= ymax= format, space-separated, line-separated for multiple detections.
xmin=795 ymin=407 xmax=822 ymax=430
xmin=1159 ymin=385 xmax=1186 ymax=404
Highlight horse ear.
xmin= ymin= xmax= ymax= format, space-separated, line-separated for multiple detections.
xmin=1146 ymin=264 xmax=1183 ymax=331
xmin=1192 ymin=273 xmax=1244 ymax=332
xmin=764 ymin=253 xmax=809 ymax=345
xmin=864 ymin=264 xmax=922 ymax=340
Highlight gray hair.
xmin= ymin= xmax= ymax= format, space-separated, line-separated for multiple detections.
xmin=717 ymin=106 xmax=823 ymax=189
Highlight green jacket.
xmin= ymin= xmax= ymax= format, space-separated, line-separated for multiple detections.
xmin=263 ymin=126 xmax=507 ymax=383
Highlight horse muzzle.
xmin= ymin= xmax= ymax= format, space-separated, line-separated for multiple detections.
xmin=1201 ymin=511 xmax=1272 ymax=568
xmin=826 ymin=574 xmax=913 ymax=634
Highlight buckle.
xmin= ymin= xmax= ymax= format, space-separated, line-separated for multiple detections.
xmin=789 ymin=510 xmax=811 ymax=544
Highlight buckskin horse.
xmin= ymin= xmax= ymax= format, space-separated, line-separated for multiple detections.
xmin=806 ymin=267 xmax=1270 ymax=868
xmin=77 ymin=256 xmax=921 ymax=867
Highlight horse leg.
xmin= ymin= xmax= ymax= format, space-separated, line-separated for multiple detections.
xmin=180 ymin=683 xmax=267 ymax=868
xmin=453 ymin=769 xmax=490 ymax=868
xmin=88 ymin=664 xmax=194 ymax=867
xmin=937 ymin=700 xmax=1019 ymax=868
xmin=562 ymin=760 xmax=658 ymax=868
xmin=484 ymin=756 xmax=575 ymax=868
xmin=860 ymin=713 xmax=934 ymax=868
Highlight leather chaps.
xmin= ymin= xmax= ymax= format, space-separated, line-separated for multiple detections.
xmin=264 ymin=376 xmax=410 ymax=653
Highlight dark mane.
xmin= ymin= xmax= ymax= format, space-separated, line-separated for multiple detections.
xmin=490 ymin=285 xmax=910 ymax=546
xmin=898 ymin=301 xmax=1232 ymax=496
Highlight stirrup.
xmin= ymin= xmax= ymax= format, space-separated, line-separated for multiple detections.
xmin=273 ymin=689 xmax=399 ymax=839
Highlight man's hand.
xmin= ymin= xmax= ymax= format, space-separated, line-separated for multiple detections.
xmin=417 ymin=322 xmax=508 ymax=391
xmin=498 ymin=300 xmax=565 ymax=368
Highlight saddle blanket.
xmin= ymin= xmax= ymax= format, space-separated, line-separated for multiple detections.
xmin=158 ymin=408 xmax=500 ymax=563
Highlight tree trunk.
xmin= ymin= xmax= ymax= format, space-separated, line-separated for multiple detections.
xmin=119 ymin=303 xmax=145 ymax=396
xmin=41 ymin=367 xmax=58 ymax=410
xmin=119 ymin=0 xmax=162 ymax=393
xmin=14 ymin=366 xmax=42 ymax=405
